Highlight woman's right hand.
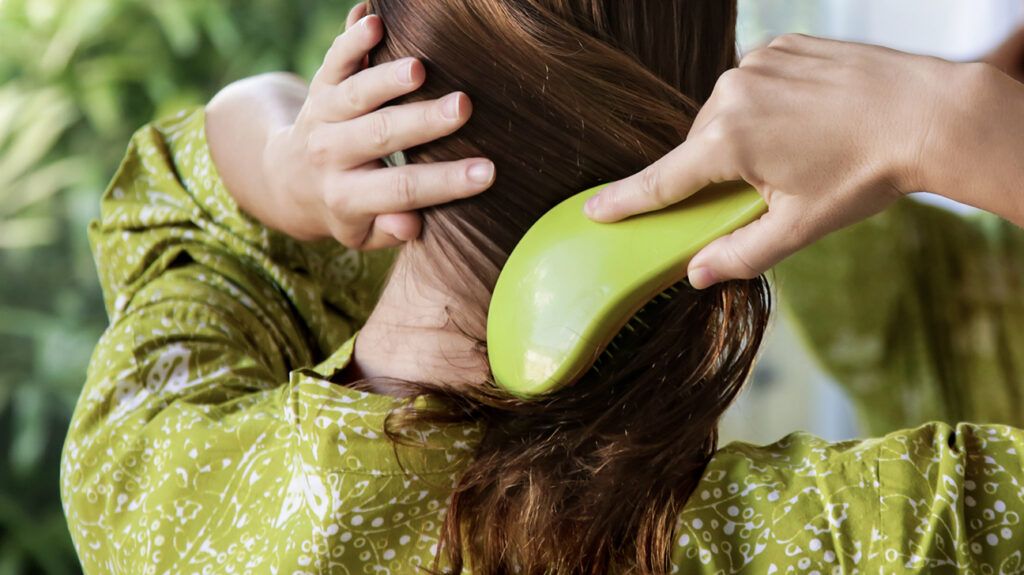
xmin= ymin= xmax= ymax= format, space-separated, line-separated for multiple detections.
xmin=585 ymin=34 xmax=1024 ymax=289
xmin=208 ymin=3 xmax=495 ymax=250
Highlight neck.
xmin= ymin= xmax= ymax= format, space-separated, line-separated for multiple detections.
xmin=346 ymin=257 xmax=491 ymax=394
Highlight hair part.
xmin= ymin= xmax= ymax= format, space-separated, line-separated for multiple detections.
xmin=361 ymin=2 xmax=764 ymax=574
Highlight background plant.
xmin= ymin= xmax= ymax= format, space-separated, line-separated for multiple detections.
xmin=0 ymin=0 xmax=808 ymax=572
xmin=0 ymin=0 xmax=358 ymax=571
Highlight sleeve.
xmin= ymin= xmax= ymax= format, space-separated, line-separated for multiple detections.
xmin=673 ymin=421 xmax=1024 ymax=572
xmin=59 ymin=108 xmax=397 ymax=573
xmin=774 ymin=198 xmax=1024 ymax=436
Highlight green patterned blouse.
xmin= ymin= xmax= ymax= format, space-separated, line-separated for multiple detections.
xmin=62 ymin=108 xmax=1024 ymax=574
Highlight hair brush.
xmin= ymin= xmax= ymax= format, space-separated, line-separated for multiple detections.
xmin=486 ymin=181 xmax=766 ymax=397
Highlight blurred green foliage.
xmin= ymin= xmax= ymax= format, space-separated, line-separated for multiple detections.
xmin=0 ymin=0 xmax=356 ymax=571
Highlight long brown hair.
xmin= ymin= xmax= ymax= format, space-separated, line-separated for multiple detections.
xmin=364 ymin=1 xmax=768 ymax=573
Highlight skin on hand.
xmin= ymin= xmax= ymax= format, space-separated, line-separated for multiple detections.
xmin=585 ymin=34 xmax=1018 ymax=289
xmin=212 ymin=2 xmax=495 ymax=251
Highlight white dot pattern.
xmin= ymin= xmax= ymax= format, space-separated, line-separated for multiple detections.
xmin=61 ymin=108 xmax=1024 ymax=573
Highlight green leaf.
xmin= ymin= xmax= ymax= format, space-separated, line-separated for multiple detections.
xmin=9 ymin=384 xmax=47 ymax=475
xmin=40 ymin=0 xmax=115 ymax=75
xmin=0 ymin=493 xmax=73 ymax=574
xmin=149 ymin=0 xmax=200 ymax=55
xmin=0 ymin=374 xmax=14 ymax=417
xmin=200 ymin=1 xmax=241 ymax=54
xmin=0 ymin=156 xmax=91 ymax=216
xmin=0 ymin=217 xmax=58 ymax=249
xmin=0 ymin=542 xmax=24 ymax=575
xmin=0 ymin=86 xmax=77 ymax=190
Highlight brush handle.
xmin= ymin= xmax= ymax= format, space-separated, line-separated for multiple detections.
xmin=487 ymin=181 xmax=766 ymax=397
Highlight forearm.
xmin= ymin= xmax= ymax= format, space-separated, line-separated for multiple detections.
xmin=919 ymin=64 xmax=1024 ymax=227
xmin=205 ymin=72 xmax=307 ymax=232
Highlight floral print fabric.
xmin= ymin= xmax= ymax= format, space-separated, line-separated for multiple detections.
xmin=61 ymin=108 xmax=1024 ymax=573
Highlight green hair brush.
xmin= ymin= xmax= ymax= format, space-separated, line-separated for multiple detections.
xmin=486 ymin=181 xmax=766 ymax=397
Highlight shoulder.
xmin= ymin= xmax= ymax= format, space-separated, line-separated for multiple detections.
xmin=673 ymin=422 xmax=1024 ymax=571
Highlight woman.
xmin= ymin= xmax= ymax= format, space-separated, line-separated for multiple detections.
xmin=61 ymin=1 xmax=1024 ymax=574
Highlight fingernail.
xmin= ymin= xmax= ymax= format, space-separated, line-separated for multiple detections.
xmin=584 ymin=194 xmax=602 ymax=216
xmin=397 ymin=60 xmax=415 ymax=84
xmin=358 ymin=15 xmax=371 ymax=29
xmin=467 ymin=161 xmax=495 ymax=185
xmin=688 ymin=267 xmax=718 ymax=290
xmin=442 ymin=93 xmax=462 ymax=120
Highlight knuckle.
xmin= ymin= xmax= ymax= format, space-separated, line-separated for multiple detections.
xmin=339 ymin=79 xmax=363 ymax=112
xmin=306 ymin=130 xmax=332 ymax=168
xmin=336 ymin=230 xmax=366 ymax=250
xmin=329 ymin=33 xmax=347 ymax=56
xmin=724 ymin=241 xmax=761 ymax=279
xmin=768 ymin=33 xmax=805 ymax=50
xmin=326 ymin=211 xmax=370 ymax=251
xmin=702 ymin=119 xmax=734 ymax=148
xmin=716 ymin=68 xmax=749 ymax=92
xmin=324 ymin=187 xmax=351 ymax=216
xmin=739 ymin=47 xmax=769 ymax=68
xmin=444 ymin=165 xmax=460 ymax=194
xmin=638 ymin=166 xmax=669 ymax=208
xmin=703 ymin=119 xmax=745 ymax=164
xmin=370 ymin=111 xmax=392 ymax=148
xmin=391 ymin=171 xmax=416 ymax=206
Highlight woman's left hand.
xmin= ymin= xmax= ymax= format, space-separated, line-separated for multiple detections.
xmin=207 ymin=2 xmax=495 ymax=250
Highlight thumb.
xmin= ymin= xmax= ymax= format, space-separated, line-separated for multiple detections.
xmin=585 ymin=137 xmax=725 ymax=223
xmin=686 ymin=207 xmax=803 ymax=289
xmin=374 ymin=211 xmax=422 ymax=242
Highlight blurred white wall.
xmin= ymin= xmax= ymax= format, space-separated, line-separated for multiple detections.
xmin=821 ymin=0 xmax=1022 ymax=59
xmin=737 ymin=0 xmax=1023 ymax=57
xmin=720 ymin=0 xmax=1024 ymax=446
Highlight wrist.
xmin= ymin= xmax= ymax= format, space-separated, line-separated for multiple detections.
xmin=897 ymin=59 xmax=969 ymax=196
xmin=207 ymin=73 xmax=317 ymax=235
xmin=916 ymin=62 xmax=1024 ymax=224
xmin=260 ymin=126 xmax=331 ymax=241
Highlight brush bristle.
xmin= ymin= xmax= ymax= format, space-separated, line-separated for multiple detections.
xmin=589 ymin=281 xmax=688 ymax=376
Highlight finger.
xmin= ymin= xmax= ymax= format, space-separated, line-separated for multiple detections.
xmin=327 ymin=216 xmax=402 ymax=251
xmin=357 ymin=219 xmax=409 ymax=251
xmin=312 ymin=14 xmax=383 ymax=88
xmin=346 ymin=2 xmax=371 ymax=71
xmin=686 ymin=207 xmax=803 ymax=289
xmin=317 ymin=57 xmax=426 ymax=121
xmin=344 ymin=2 xmax=371 ymax=73
xmin=738 ymin=45 xmax=822 ymax=75
xmin=345 ymin=2 xmax=368 ymax=30
xmin=772 ymin=33 xmax=895 ymax=65
xmin=341 ymin=158 xmax=495 ymax=215
xmin=314 ymin=92 xmax=472 ymax=166
xmin=375 ymin=212 xmax=422 ymax=242
xmin=327 ymin=213 xmax=422 ymax=251
xmin=584 ymin=135 xmax=729 ymax=222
